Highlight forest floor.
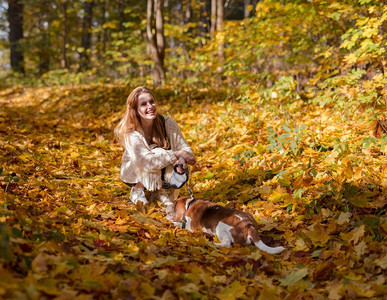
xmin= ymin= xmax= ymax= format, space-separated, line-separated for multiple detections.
xmin=0 ymin=84 xmax=386 ymax=299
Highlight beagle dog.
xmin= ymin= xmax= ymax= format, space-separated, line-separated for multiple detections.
xmin=166 ymin=197 xmax=285 ymax=254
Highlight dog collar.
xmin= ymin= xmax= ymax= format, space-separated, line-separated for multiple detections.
xmin=181 ymin=198 xmax=196 ymax=229
xmin=186 ymin=198 xmax=196 ymax=210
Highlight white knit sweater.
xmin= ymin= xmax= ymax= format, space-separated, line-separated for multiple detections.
xmin=120 ymin=115 xmax=194 ymax=191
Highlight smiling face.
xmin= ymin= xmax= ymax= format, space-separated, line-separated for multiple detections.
xmin=137 ymin=92 xmax=157 ymax=121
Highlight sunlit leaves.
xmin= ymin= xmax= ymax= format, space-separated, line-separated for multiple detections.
xmin=0 ymin=78 xmax=386 ymax=299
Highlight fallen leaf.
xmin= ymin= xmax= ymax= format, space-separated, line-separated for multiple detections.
xmin=304 ymin=223 xmax=330 ymax=246
xmin=374 ymin=255 xmax=387 ymax=269
xmin=279 ymin=268 xmax=309 ymax=286
xmin=216 ymin=280 xmax=246 ymax=300
xmin=162 ymin=289 xmax=177 ymax=300
xmin=337 ymin=212 xmax=352 ymax=225
xmin=340 ymin=225 xmax=365 ymax=245
xmin=312 ymin=261 xmax=335 ymax=281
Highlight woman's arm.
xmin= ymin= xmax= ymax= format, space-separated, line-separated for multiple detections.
xmin=165 ymin=117 xmax=196 ymax=165
xmin=125 ymin=132 xmax=177 ymax=172
xmin=174 ymin=149 xmax=195 ymax=165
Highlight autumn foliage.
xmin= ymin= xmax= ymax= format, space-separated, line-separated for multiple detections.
xmin=0 ymin=82 xmax=386 ymax=298
xmin=1 ymin=0 xmax=387 ymax=298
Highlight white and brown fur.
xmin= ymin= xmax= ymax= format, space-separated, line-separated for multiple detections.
xmin=166 ymin=197 xmax=285 ymax=254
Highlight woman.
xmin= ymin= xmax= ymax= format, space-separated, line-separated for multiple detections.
xmin=114 ymin=86 xmax=196 ymax=205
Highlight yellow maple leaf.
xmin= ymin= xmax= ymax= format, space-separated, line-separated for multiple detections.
xmin=304 ymin=223 xmax=330 ymax=246
xmin=340 ymin=225 xmax=365 ymax=245
xmin=216 ymin=280 xmax=246 ymax=300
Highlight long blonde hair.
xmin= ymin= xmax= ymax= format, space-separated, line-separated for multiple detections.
xmin=114 ymin=86 xmax=169 ymax=149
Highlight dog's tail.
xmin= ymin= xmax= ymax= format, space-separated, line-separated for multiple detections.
xmin=255 ymin=240 xmax=285 ymax=254
xmin=248 ymin=226 xmax=285 ymax=254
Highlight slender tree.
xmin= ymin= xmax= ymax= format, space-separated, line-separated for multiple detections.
xmin=185 ymin=0 xmax=192 ymax=24
xmin=79 ymin=0 xmax=94 ymax=71
xmin=38 ymin=0 xmax=51 ymax=74
xmin=118 ymin=0 xmax=124 ymax=31
xmin=210 ymin=0 xmax=216 ymax=34
xmin=217 ymin=0 xmax=224 ymax=64
xmin=200 ymin=0 xmax=210 ymax=35
xmin=244 ymin=0 xmax=259 ymax=17
xmin=38 ymin=21 xmax=50 ymax=74
xmin=7 ymin=0 xmax=24 ymax=73
xmin=244 ymin=0 xmax=250 ymax=18
xmin=146 ymin=0 xmax=165 ymax=86
xmin=98 ymin=0 xmax=108 ymax=56
xmin=61 ymin=0 xmax=68 ymax=69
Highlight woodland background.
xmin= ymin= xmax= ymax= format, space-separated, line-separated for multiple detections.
xmin=0 ymin=0 xmax=386 ymax=299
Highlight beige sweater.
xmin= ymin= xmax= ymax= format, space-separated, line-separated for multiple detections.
xmin=120 ymin=115 xmax=194 ymax=191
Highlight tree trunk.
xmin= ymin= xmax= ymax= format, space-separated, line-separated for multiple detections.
xmin=61 ymin=0 xmax=68 ymax=69
xmin=210 ymin=0 xmax=216 ymax=35
xmin=146 ymin=0 xmax=165 ymax=86
xmin=101 ymin=0 xmax=107 ymax=54
xmin=36 ymin=0 xmax=51 ymax=75
xmin=97 ymin=0 xmax=107 ymax=60
xmin=7 ymin=0 xmax=24 ymax=74
xmin=185 ymin=0 xmax=192 ymax=24
xmin=155 ymin=0 xmax=164 ymax=63
xmin=79 ymin=0 xmax=94 ymax=71
xmin=118 ymin=0 xmax=124 ymax=31
xmin=244 ymin=0 xmax=250 ymax=18
xmin=217 ymin=0 xmax=224 ymax=65
xmin=251 ymin=0 xmax=259 ymax=16
xmin=200 ymin=0 xmax=210 ymax=35
xmin=38 ymin=19 xmax=50 ymax=75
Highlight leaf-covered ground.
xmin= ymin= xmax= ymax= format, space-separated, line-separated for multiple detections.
xmin=0 ymin=84 xmax=386 ymax=299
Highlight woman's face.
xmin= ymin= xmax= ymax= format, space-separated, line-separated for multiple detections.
xmin=137 ymin=92 xmax=157 ymax=121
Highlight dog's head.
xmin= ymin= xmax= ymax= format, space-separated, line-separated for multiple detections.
xmin=166 ymin=196 xmax=190 ymax=224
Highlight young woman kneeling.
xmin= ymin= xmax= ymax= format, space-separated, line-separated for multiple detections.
xmin=114 ymin=86 xmax=196 ymax=204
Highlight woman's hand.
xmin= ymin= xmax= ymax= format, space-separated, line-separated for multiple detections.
xmin=174 ymin=157 xmax=186 ymax=174
xmin=174 ymin=150 xmax=196 ymax=165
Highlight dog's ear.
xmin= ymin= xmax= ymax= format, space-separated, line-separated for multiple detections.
xmin=176 ymin=196 xmax=189 ymax=202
